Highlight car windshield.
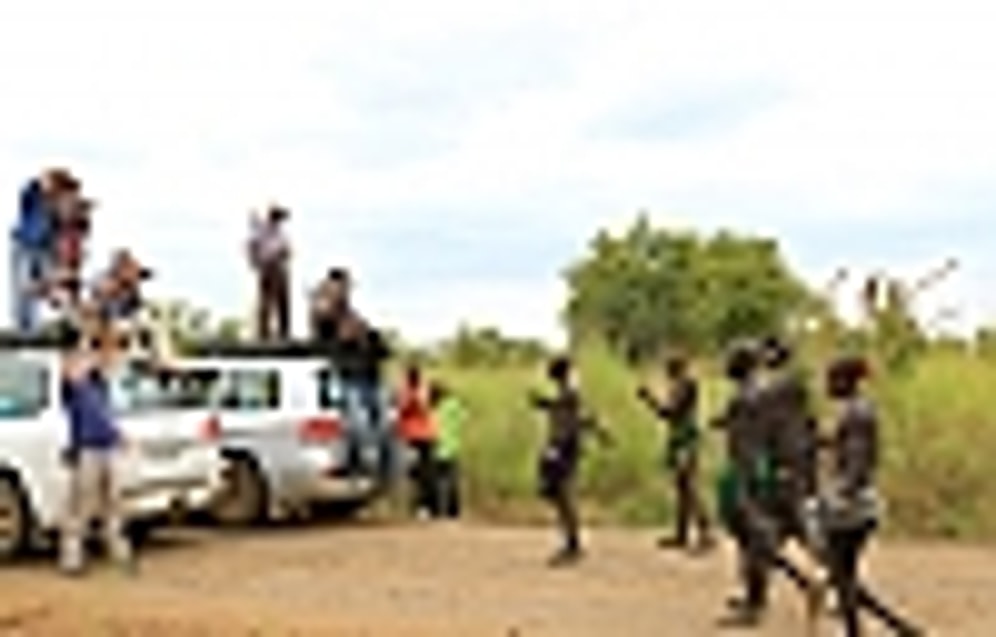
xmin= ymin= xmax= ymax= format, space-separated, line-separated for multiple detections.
xmin=0 ymin=354 xmax=50 ymax=418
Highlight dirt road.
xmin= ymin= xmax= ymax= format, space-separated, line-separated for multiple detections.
xmin=1 ymin=519 xmax=993 ymax=636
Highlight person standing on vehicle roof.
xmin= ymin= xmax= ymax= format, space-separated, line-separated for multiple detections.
xmin=56 ymin=317 xmax=137 ymax=578
xmin=248 ymin=205 xmax=291 ymax=341
xmin=529 ymin=355 xmax=611 ymax=567
xmin=10 ymin=169 xmax=75 ymax=332
xmin=637 ymin=353 xmax=714 ymax=554
xmin=310 ymin=268 xmax=352 ymax=342
xmin=93 ymin=249 xmax=153 ymax=321
xmin=396 ymin=364 xmax=437 ymax=519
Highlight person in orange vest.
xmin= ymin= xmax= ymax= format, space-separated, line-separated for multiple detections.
xmin=396 ymin=363 xmax=438 ymax=519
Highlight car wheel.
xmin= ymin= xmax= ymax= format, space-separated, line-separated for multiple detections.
xmin=0 ymin=475 xmax=32 ymax=561
xmin=211 ymin=456 xmax=269 ymax=527
xmin=323 ymin=498 xmax=373 ymax=521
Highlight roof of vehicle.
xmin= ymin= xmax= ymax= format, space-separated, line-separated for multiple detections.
xmin=0 ymin=330 xmax=65 ymax=351
xmin=183 ymin=340 xmax=337 ymax=360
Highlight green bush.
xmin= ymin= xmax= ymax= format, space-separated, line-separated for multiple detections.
xmin=415 ymin=340 xmax=996 ymax=540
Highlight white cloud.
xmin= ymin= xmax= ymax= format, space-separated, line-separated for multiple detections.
xmin=1 ymin=0 xmax=994 ymax=342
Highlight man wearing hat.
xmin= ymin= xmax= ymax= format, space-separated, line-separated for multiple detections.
xmin=10 ymin=168 xmax=77 ymax=331
xmin=248 ymin=205 xmax=291 ymax=341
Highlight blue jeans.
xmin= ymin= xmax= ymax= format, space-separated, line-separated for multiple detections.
xmin=9 ymin=241 xmax=49 ymax=332
xmin=342 ymin=379 xmax=398 ymax=481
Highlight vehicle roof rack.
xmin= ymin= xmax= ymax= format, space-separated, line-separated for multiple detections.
xmin=183 ymin=339 xmax=337 ymax=359
xmin=0 ymin=329 xmax=64 ymax=350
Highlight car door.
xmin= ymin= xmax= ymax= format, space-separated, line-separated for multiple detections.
xmin=211 ymin=365 xmax=301 ymax=492
xmin=0 ymin=351 xmax=66 ymax=530
xmin=109 ymin=363 xmax=222 ymax=498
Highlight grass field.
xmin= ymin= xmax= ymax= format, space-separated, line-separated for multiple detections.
xmin=420 ymin=341 xmax=996 ymax=541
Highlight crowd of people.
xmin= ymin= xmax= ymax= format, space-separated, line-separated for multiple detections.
xmin=10 ymin=168 xmax=154 ymax=338
xmin=8 ymin=169 xmax=923 ymax=635
xmin=530 ymin=340 xmax=924 ymax=635
xmin=7 ymin=170 xmax=470 ymax=572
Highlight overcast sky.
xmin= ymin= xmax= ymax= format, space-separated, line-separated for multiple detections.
xmin=1 ymin=0 xmax=993 ymax=344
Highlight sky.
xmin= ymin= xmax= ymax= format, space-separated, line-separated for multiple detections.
xmin=1 ymin=0 xmax=994 ymax=345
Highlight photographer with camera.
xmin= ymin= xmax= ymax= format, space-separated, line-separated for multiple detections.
xmin=56 ymin=315 xmax=137 ymax=578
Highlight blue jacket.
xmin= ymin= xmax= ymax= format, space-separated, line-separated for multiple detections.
xmin=12 ymin=179 xmax=53 ymax=250
xmin=61 ymin=370 xmax=120 ymax=451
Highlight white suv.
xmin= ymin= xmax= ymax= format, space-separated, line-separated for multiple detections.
xmin=0 ymin=335 xmax=225 ymax=560
xmin=173 ymin=342 xmax=398 ymax=526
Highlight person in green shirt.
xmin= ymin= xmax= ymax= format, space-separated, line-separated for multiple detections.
xmin=430 ymin=381 xmax=467 ymax=519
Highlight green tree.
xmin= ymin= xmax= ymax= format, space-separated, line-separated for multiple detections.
xmin=564 ymin=215 xmax=809 ymax=361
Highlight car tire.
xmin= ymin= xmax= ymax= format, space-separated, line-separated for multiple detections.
xmin=211 ymin=455 xmax=269 ymax=527
xmin=0 ymin=474 xmax=33 ymax=561
xmin=126 ymin=518 xmax=156 ymax=547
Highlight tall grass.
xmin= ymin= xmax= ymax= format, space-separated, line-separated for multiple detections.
xmin=423 ymin=343 xmax=996 ymax=540
xmin=876 ymin=349 xmax=996 ymax=539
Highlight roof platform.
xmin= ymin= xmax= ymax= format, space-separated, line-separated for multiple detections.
xmin=0 ymin=329 xmax=66 ymax=350
xmin=182 ymin=339 xmax=342 ymax=360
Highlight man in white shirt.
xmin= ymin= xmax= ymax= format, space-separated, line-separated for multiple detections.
xmin=247 ymin=205 xmax=291 ymax=341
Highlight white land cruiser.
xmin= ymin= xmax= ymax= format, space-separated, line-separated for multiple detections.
xmin=174 ymin=341 xmax=398 ymax=526
xmin=0 ymin=333 xmax=225 ymax=559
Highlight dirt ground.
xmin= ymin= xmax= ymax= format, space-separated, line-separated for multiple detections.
xmin=1 ymin=518 xmax=993 ymax=636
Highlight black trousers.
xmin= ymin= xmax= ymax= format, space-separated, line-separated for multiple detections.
xmin=540 ymin=451 xmax=581 ymax=554
xmin=728 ymin=498 xmax=813 ymax=611
xmin=435 ymin=459 xmax=461 ymax=519
xmin=669 ymin=450 xmax=712 ymax=546
xmin=409 ymin=441 xmax=438 ymax=516
xmin=257 ymin=266 xmax=289 ymax=341
xmin=825 ymin=520 xmax=920 ymax=637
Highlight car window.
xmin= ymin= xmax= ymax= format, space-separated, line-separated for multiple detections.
xmin=0 ymin=354 xmax=50 ymax=418
xmin=316 ymin=367 xmax=345 ymax=409
xmin=216 ymin=369 xmax=281 ymax=410
xmin=110 ymin=364 xmax=219 ymax=413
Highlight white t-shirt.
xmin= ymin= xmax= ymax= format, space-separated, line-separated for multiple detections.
xmin=249 ymin=221 xmax=289 ymax=269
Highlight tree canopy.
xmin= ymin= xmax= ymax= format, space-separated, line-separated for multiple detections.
xmin=563 ymin=214 xmax=811 ymax=361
